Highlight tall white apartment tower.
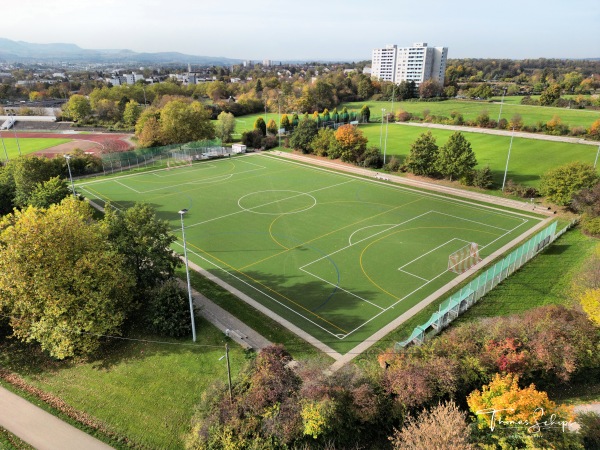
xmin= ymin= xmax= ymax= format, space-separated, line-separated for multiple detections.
xmin=371 ymin=42 xmax=448 ymax=86
xmin=371 ymin=44 xmax=397 ymax=82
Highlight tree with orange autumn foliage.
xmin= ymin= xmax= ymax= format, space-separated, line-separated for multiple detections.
xmin=468 ymin=373 xmax=580 ymax=449
xmin=334 ymin=124 xmax=367 ymax=163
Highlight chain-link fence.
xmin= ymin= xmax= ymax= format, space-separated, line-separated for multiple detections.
xmin=396 ymin=220 xmax=570 ymax=349
xmin=100 ymin=139 xmax=224 ymax=174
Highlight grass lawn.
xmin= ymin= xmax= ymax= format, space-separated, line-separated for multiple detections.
xmin=0 ymin=427 xmax=34 ymax=450
xmin=0 ymin=319 xmax=247 ymax=450
xmin=77 ymin=154 xmax=543 ymax=355
xmin=358 ymin=123 xmax=598 ymax=187
xmin=1 ymin=138 xmax=71 ymax=159
xmin=341 ymin=99 xmax=600 ymax=130
xmin=229 ymin=100 xmax=599 ymax=135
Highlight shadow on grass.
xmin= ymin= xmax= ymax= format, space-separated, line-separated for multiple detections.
xmin=0 ymin=315 xmax=235 ymax=376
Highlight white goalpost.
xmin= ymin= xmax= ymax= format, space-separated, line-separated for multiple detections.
xmin=448 ymin=242 xmax=482 ymax=274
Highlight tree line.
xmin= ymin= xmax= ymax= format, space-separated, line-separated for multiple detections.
xmin=0 ymin=155 xmax=195 ymax=358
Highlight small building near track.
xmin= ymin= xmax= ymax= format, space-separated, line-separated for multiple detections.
xmin=232 ymin=144 xmax=247 ymax=154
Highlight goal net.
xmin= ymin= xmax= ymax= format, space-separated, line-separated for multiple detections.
xmin=448 ymin=242 xmax=482 ymax=274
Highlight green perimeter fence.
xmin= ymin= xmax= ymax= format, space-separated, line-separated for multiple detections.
xmin=99 ymin=139 xmax=223 ymax=174
xmin=396 ymin=220 xmax=569 ymax=348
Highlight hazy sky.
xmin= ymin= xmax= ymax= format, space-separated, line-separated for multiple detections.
xmin=4 ymin=0 xmax=599 ymax=61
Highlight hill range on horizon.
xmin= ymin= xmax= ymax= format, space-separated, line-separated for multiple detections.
xmin=0 ymin=37 xmax=243 ymax=66
xmin=0 ymin=37 xmax=598 ymax=67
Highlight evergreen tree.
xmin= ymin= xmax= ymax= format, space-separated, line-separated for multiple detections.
xmin=360 ymin=105 xmax=370 ymax=123
xmin=280 ymin=114 xmax=291 ymax=132
xmin=254 ymin=116 xmax=267 ymax=136
xmin=436 ymin=132 xmax=477 ymax=182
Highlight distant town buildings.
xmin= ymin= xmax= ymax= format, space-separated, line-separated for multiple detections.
xmin=107 ymin=71 xmax=145 ymax=86
xmin=371 ymin=42 xmax=448 ymax=86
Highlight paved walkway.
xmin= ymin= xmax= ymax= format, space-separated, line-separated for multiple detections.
xmin=0 ymin=387 xmax=113 ymax=450
xmin=177 ymin=271 xmax=273 ymax=351
xmin=395 ymin=121 xmax=600 ymax=146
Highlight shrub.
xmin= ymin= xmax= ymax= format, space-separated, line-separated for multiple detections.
xmin=389 ymin=401 xmax=474 ymax=450
xmin=540 ymin=162 xmax=599 ymax=206
xmin=263 ymin=135 xmax=278 ymax=150
xmin=396 ymin=110 xmax=412 ymax=122
xmin=503 ymin=179 xmax=539 ymax=198
xmin=472 ymin=165 xmax=494 ymax=189
xmin=384 ymin=156 xmax=401 ymax=172
xmin=577 ymin=412 xmax=600 ymax=449
xmin=582 ymin=216 xmax=600 ymax=237
xmin=145 ymin=279 xmax=193 ymax=337
xmin=241 ymin=129 xmax=263 ymax=149
xmin=475 ymin=110 xmax=490 ymax=127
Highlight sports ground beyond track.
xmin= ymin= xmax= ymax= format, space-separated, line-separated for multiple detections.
xmin=77 ymin=154 xmax=544 ymax=355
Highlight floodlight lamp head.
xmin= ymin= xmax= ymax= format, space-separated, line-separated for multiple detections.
xmin=64 ymin=154 xmax=71 ymax=160
xmin=179 ymin=208 xmax=188 ymax=215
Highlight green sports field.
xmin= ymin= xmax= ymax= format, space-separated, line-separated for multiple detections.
xmin=0 ymin=137 xmax=71 ymax=159
xmin=77 ymin=154 xmax=544 ymax=355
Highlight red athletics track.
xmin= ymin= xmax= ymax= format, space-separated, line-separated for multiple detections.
xmin=13 ymin=132 xmax=133 ymax=153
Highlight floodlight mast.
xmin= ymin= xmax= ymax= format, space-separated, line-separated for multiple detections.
xmin=0 ymin=128 xmax=7 ymax=162
xmin=379 ymin=108 xmax=386 ymax=151
xmin=179 ymin=208 xmax=197 ymax=342
xmin=9 ymin=113 xmax=21 ymax=156
xmin=501 ymin=128 xmax=515 ymax=192
xmin=497 ymin=87 xmax=507 ymax=127
xmin=64 ymin=154 xmax=76 ymax=198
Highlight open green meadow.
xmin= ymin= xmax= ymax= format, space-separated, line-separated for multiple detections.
xmin=359 ymin=123 xmax=599 ymax=187
xmin=342 ymin=99 xmax=600 ymax=130
xmin=234 ymin=100 xmax=599 ymax=133
xmin=0 ymin=137 xmax=71 ymax=159
xmin=77 ymin=154 xmax=543 ymax=355
xmin=0 ymin=318 xmax=245 ymax=450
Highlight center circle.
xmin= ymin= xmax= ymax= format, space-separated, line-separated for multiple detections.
xmin=238 ymin=190 xmax=317 ymax=215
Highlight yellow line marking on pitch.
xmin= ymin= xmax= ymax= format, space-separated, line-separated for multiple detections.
xmin=238 ymin=197 xmax=426 ymax=271
xmin=186 ymin=241 xmax=348 ymax=334
xmin=359 ymin=226 xmax=499 ymax=300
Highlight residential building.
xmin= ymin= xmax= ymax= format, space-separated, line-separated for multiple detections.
xmin=371 ymin=42 xmax=448 ymax=86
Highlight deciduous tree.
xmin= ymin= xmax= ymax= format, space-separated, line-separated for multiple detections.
xmin=64 ymin=94 xmax=91 ymax=122
xmin=104 ymin=202 xmax=180 ymax=292
xmin=405 ymin=131 xmax=439 ymax=177
xmin=289 ymin=118 xmax=318 ymax=154
xmin=214 ymin=111 xmax=236 ymax=142
xmin=28 ymin=176 xmax=70 ymax=208
xmin=579 ymin=289 xmax=600 ymax=326
xmin=160 ymin=100 xmax=214 ymax=145
xmin=254 ymin=116 xmax=266 ymax=136
xmin=335 ymin=125 xmax=367 ymax=163
xmin=266 ymin=118 xmax=277 ymax=135
xmin=360 ymin=104 xmax=370 ymax=123
xmin=0 ymin=198 xmax=134 ymax=358
xmin=280 ymin=114 xmax=291 ymax=132
xmin=540 ymin=161 xmax=599 ymax=206
xmin=122 ymin=100 xmax=142 ymax=127
xmin=389 ymin=401 xmax=474 ymax=450
xmin=539 ymin=83 xmax=562 ymax=106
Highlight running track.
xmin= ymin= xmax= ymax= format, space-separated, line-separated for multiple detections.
xmin=13 ymin=132 xmax=133 ymax=151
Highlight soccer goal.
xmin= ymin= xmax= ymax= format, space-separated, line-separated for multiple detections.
xmin=448 ymin=242 xmax=482 ymax=274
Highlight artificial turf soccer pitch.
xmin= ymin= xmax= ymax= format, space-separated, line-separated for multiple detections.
xmin=78 ymin=154 xmax=545 ymax=355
